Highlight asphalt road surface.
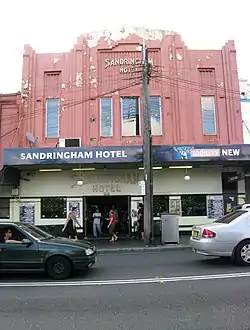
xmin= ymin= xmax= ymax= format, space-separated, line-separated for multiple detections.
xmin=0 ymin=249 xmax=247 ymax=282
xmin=1 ymin=250 xmax=250 ymax=330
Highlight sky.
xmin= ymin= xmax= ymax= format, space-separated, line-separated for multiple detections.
xmin=0 ymin=0 xmax=249 ymax=93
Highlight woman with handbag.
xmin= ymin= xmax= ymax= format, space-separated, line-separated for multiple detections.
xmin=62 ymin=206 xmax=81 ymax=239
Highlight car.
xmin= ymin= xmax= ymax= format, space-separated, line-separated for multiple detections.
xmin=190 ymin=207 xmax=250 ymax=265
xmin=0 ymin=222 xmax=97 ymax=280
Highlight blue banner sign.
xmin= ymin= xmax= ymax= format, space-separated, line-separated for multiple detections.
xmin=3 ymin=146 xmax=142 ymax=166
xmin=155 ymin=145 xmax=242 ymax=161
xmin=3 ymin=144 xmax=246 ymax=166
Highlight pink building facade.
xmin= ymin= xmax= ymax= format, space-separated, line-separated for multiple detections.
xmin=1 ymin=28 xmax=248 ymax=233
xmin=0 ymin=93 xmax=21 ymax=165
xmin=17 ymin=27 xmax=242 ymax=149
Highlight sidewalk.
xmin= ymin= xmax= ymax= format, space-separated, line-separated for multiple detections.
xmin=90 ymin=235 xmax=191 ymax=254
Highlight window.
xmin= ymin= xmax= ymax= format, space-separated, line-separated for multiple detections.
xmin=0 ymin=225 xmax=27 ymax=242
xmin=0 ymin=198 xmax=10 ymax=219
xmin=201 ymin=96 xmax=216 ymax=135
xmin=153 ymin=195 xmax=169 ymax=217
xmin=46 ymin=98 xmax=60 ymax=138
xmin=100 ymin=98 xmax=112 ymax=137
xmin=181 ymin=195 xmax=207 ymax=217
xmin=150 ymin=96 xmax=162 ymax=135
xmin=19 ymin=224 xmax=52 ymax=240
xmin=121 ymin=97 xmax=140 ymax=136
xmin=41 ymin=197 xmax=67 ymax=218
xmin=214 ymin=210 xmax=247 ymax=224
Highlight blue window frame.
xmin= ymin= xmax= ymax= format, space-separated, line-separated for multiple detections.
xmin=100 ymin=98 xmax=112 ymax=137
xmin=201 ymin=96 xmax=216 ymax=135
xmin=150 ymin=96 xmax=162 ymax=136
xmin=46 ymin=99 xmax=60 ymax=138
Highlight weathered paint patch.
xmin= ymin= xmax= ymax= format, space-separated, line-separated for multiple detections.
xmin=84 ymin=26 xmax=175 ymax=48
xmin=76 ymin=72 xmax=83 ymax=88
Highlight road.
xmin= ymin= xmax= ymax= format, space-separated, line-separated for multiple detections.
xmin=1 ymin=250 xmax=250 ymax=329
xmin=0 ymin=249 xmax=246 ymax=282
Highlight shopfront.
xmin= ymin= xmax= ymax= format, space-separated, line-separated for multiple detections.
xmin=1 ymin=144 xmax=250 ymax=235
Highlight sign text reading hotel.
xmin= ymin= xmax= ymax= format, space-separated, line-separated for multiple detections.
xmin=20 ymin=150 xmax=128 ymax=160
xmin=104 ymin=57 xmax=154 ymax=73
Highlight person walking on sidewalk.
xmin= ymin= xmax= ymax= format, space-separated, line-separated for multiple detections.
xmin=107 ymin=210 xmax=118 ymax=242
xmin=92 ymin=208 xmax=102 ymax=238
xmin=62 ymin=206 xmax=81 ymax=239
xmin=137 ymin=203 xmax=144 ymax=240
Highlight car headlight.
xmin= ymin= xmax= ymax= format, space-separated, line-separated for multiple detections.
xmin=85 ymin=248 xmax=94 ymax=256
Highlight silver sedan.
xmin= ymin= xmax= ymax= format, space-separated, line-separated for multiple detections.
xmin=190 ymin=209 xmax=250 ymax=265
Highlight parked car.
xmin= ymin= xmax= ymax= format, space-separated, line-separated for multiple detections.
xmin=0 ymin=222 xmax=97 ymax=280
xmin=190 ymin=208 xmax=250 ymax=265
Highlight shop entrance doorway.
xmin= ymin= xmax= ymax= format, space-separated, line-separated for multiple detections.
xmin=85 ymin=196 xmax=130 ymax=238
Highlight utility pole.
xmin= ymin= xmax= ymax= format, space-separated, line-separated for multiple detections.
xmin=141 ymin=41 xmax=153 ymax=246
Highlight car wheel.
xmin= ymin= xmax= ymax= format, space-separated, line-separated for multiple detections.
xmin=46 ymin=256 xmax=72 ymax=280
xmin=234 ymin=240 xmax=250 ymax=266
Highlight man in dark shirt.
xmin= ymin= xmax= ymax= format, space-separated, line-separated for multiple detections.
xmin=137 ymin=203 xmax=144 ymax=240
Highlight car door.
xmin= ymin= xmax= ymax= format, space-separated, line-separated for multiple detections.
xmin=0 ymin=225 xmax=44 ymax=272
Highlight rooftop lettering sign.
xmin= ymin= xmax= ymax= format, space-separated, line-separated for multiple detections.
xmin=104 ymin=57 xmax=154 ymax=74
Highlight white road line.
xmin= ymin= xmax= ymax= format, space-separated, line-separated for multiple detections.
xmin=1 ymin=272 xmax=250 ymax=287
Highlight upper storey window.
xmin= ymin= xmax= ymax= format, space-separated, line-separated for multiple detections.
xmin=45 ymin=98 xmax=60 ymax=138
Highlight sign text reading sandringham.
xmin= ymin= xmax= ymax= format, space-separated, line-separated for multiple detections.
xmin=20 ymin=150 xmax=128 ymax=161
xmin=104 ymin=57 xmax=154 ymax=74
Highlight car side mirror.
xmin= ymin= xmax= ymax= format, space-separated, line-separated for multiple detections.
xmin=22 ymin=239 xmax=32 ymax=246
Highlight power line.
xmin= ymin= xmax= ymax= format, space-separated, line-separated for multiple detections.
xmin=0 ymin=77 xmax=143 ymax=128
xmin=0 ymin=64 xmax=243 ymax=127
xmin=0 ymin=71 xmax=144 ymax=123
xmin=152 ymin=76 xmax=242 ymax=103
xmin=0 ymin=127 xmax=17 ymax=139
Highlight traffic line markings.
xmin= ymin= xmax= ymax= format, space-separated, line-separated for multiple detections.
xmin=1 ymin=272 xmax=250 ymax=287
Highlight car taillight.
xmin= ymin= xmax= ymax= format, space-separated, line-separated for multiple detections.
xmin=202 ymin=229 xmax=216 ymax=238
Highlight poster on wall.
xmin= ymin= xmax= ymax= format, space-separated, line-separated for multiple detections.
xmin=206 ymin=195 xmax=224 ymax=219
xmin=130 ymin=197 xmax=143 ymax=230
xmin=19 ymin=202 xmax=35 ymax=224
xmin=169 ymin=199 xmax=181 ymax=215
xmin=68 ymin=202 xmax=80 ymax=218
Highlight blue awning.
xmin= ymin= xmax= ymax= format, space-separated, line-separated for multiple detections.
xmin=2 ymin=144 xmax=248 ymax=166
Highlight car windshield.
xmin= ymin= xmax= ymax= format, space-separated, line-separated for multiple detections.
xmin=19 ymin=224 xmax=53 ymax=240
xmin=213 ymin=210 xmax=248 ymax=224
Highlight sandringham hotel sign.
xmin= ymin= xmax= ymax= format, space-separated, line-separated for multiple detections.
xmin=20 ymin=150 xmax=128 ymax=161
xmin=104 ymin=57 xmax=154 ymax=73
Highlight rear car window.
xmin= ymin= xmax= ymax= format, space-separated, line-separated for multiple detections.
xmin=214 ymin=210 xmax=248 ymax=224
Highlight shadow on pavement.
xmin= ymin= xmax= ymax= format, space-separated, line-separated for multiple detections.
xmin=0 ymin=268 xmax=97 ymax=282
xmin=197 ymin=257 xmax=241 ymax=268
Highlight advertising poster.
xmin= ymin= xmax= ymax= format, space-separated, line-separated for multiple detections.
xmin=19 ymin=202 xmax=35 ymax=224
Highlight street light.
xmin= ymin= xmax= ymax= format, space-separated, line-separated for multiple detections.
xmin=77 ymin=179 xmax=83 ymax=186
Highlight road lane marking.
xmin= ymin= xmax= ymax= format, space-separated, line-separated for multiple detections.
xmin=1 ymin=272 xmax=250 ymax=287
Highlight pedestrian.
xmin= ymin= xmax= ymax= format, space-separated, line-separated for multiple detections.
xmin=92 ymin=207 xmax=102 ymax=238
xmin=107 ymin=210 xmax=118 ymax=242
xmin=110 ymin=204 xmax=119 ymax=237
xmin=137 ymin=203 xmax=144 ymax=240
xmin=62 ymin=206 xmax=81 ymax=239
